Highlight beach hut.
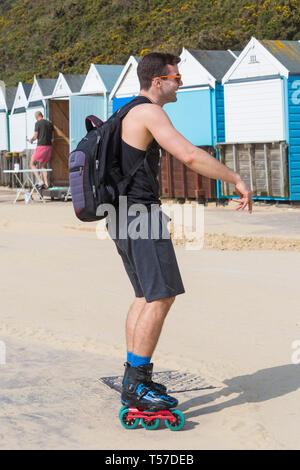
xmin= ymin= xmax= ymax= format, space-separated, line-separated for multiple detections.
xmin=219 ymin=37 xmax=300 ymax=201
xmin=0 ymin=86 xmax=17 ymax=186
xmin=165 ymin=48 xmax=240 ymax=146
xmin=0 ymin=85 xmax=16 ymax=151
xmin=109 ymin=56 xmax=140 ymax=112
xmin=72 ymin=64 xmax=124 ymax=151
xmin=9 ymin=82 xmax=32 ymax=152
xmin=26 ymin=76 xmax=57 ymax=151
xmin=49 ymin=73 xmax=86 ymax=185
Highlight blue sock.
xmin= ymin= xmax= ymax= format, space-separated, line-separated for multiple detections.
xmin=127 ymin=351 xmax=133 ymax=364
xmin=130 ymin=353 xmax=151 ymax=368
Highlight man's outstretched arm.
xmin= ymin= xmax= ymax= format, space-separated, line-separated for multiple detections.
xmin=143 ymin=105 xmax=253 ymax=213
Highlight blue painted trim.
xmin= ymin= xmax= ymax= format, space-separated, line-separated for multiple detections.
xmin=45 ymin=100 xmax=49 ymax=120
xmin=113 ymin=96 xmax=136 ymax=113
xmin=215 ymin=83 xmax=225 ymax=144
xmin=210 ymin=88 xmax=216 ymax=146
xmin=287 ymin=76 xmax=300 ymax=200
xmin=215 ymin=148 xmax=222 ymax=198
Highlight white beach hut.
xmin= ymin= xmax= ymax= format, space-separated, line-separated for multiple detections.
xmin=0 ymin=86 xmax=17 ymax=151
xmin=109 ymin=56 xmax=140 ymax=112
xmin=9 ymin=82 xmax=32 ymax=152
xmin=220 ymin=37 xmax=300 ymax=201
xmin=69 ymin=64 xmax=124 ymax=152
xmin=81 ymin=64 xmax=123 ymax=117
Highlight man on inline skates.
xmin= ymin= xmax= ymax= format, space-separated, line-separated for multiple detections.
xmin=114 ymin=52 xmax=252 ymax=412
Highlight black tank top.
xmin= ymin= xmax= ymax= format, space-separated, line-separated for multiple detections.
xmin=120 ymin=139 xmax=161 ymax=207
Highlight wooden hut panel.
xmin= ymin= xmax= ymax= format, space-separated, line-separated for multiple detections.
xmin=159 ymin=150 xmax=216 ymax=200
xmin=254 ymin=144 xmax=268 ymax=194
xmin=218 ymin=142 xmax=288 ymax=198
xmin=49 ymin=100 xmax=69 ymax=185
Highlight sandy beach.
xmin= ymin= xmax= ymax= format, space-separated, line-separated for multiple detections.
xmin=1 ymin=187 xmax=300 ymax=449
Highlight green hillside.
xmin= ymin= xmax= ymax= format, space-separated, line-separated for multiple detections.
xmin=0 ymin=0 xmax=299 ymax=86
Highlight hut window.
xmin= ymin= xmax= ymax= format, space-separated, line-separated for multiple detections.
xmin=249 ymin=55 xmax=259 ymax=64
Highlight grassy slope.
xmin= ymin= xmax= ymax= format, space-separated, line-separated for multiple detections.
xmin=0 ymin=0 xmax=299 ymax=86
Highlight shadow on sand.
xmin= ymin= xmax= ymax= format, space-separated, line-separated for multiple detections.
xmin=180 ymin=364 xmax=300 ymax=430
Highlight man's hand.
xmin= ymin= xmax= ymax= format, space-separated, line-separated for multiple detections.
xmin=233 ymin=179 xmax=253 ymax=214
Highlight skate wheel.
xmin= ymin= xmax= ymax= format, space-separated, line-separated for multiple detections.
xmin=140 ymin=414 xmax=160 ymax=430
xmin=120 ymin=408 xmax=139 ymax=429
xmin=119 ymin=405 xmax=127 ymax=419
xmin=165 ymin=409 xmax=185 ymax=431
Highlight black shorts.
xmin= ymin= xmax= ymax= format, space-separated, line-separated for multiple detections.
xmin=109 ymin=208 xmax=185 ymax=302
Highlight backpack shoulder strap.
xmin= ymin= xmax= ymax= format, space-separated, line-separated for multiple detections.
xmin=117 ymin=97 xmax=159 ymax=195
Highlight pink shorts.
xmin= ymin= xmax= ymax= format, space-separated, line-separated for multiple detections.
xmin=32 ymin=145 xmax=52 ymax=163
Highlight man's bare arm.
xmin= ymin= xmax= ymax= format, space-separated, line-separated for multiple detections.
xmin=143 ymin=105 xmax=252 ymax=213
xmin=29 ymin=131 xmax=38 ymax=144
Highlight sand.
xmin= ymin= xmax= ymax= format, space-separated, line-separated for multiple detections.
xmin=1 ymin=188 xmax=300 ymax=449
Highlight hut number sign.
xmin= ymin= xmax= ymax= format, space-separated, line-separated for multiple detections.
xmin=291 ymin=80 xmax=300 ymax=105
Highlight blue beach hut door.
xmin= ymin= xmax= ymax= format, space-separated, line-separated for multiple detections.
xmin=69 ymin=95 xmax=104 ymax=152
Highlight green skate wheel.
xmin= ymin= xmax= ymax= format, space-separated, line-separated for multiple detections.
xmin=120 ymin=408 xmax=139 ymax=429
xmin=119 ymin=405 xmax=127 ymax=419
xmin=165 ymin=409 xmax=185 ymax=431
xmin=140 ymin=412 xmax=160 ymax=430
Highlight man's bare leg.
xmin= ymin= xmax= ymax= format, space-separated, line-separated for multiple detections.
xmin=40 ymin=162 xmax=49 ymax=188
xmin=126 ymin=297 xmax=147 ymax=353
xmin=30 ymin=159 xmax=43 ymax=185
xmin=131 ymin=297 xmax=175 ymax=358
xmin=122 ymin=297 xmax=177 ymax=405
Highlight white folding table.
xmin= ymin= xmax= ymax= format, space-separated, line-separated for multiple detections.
xmin=3 ymin=169 xmax=53 ymax=204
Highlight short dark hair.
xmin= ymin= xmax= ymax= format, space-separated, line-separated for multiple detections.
xmin=137 ymin=52 xmax=181 ymax=90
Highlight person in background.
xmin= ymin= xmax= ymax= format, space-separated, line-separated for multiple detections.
xmin=29 ymin=111 xmax=54 ymax=189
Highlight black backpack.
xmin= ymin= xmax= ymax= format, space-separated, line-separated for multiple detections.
xmin=69 ymin=96 xmax=157 ymax=222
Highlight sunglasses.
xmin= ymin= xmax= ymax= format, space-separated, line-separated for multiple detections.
xmin=152 ymin=74 xmax=182 ymax=84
